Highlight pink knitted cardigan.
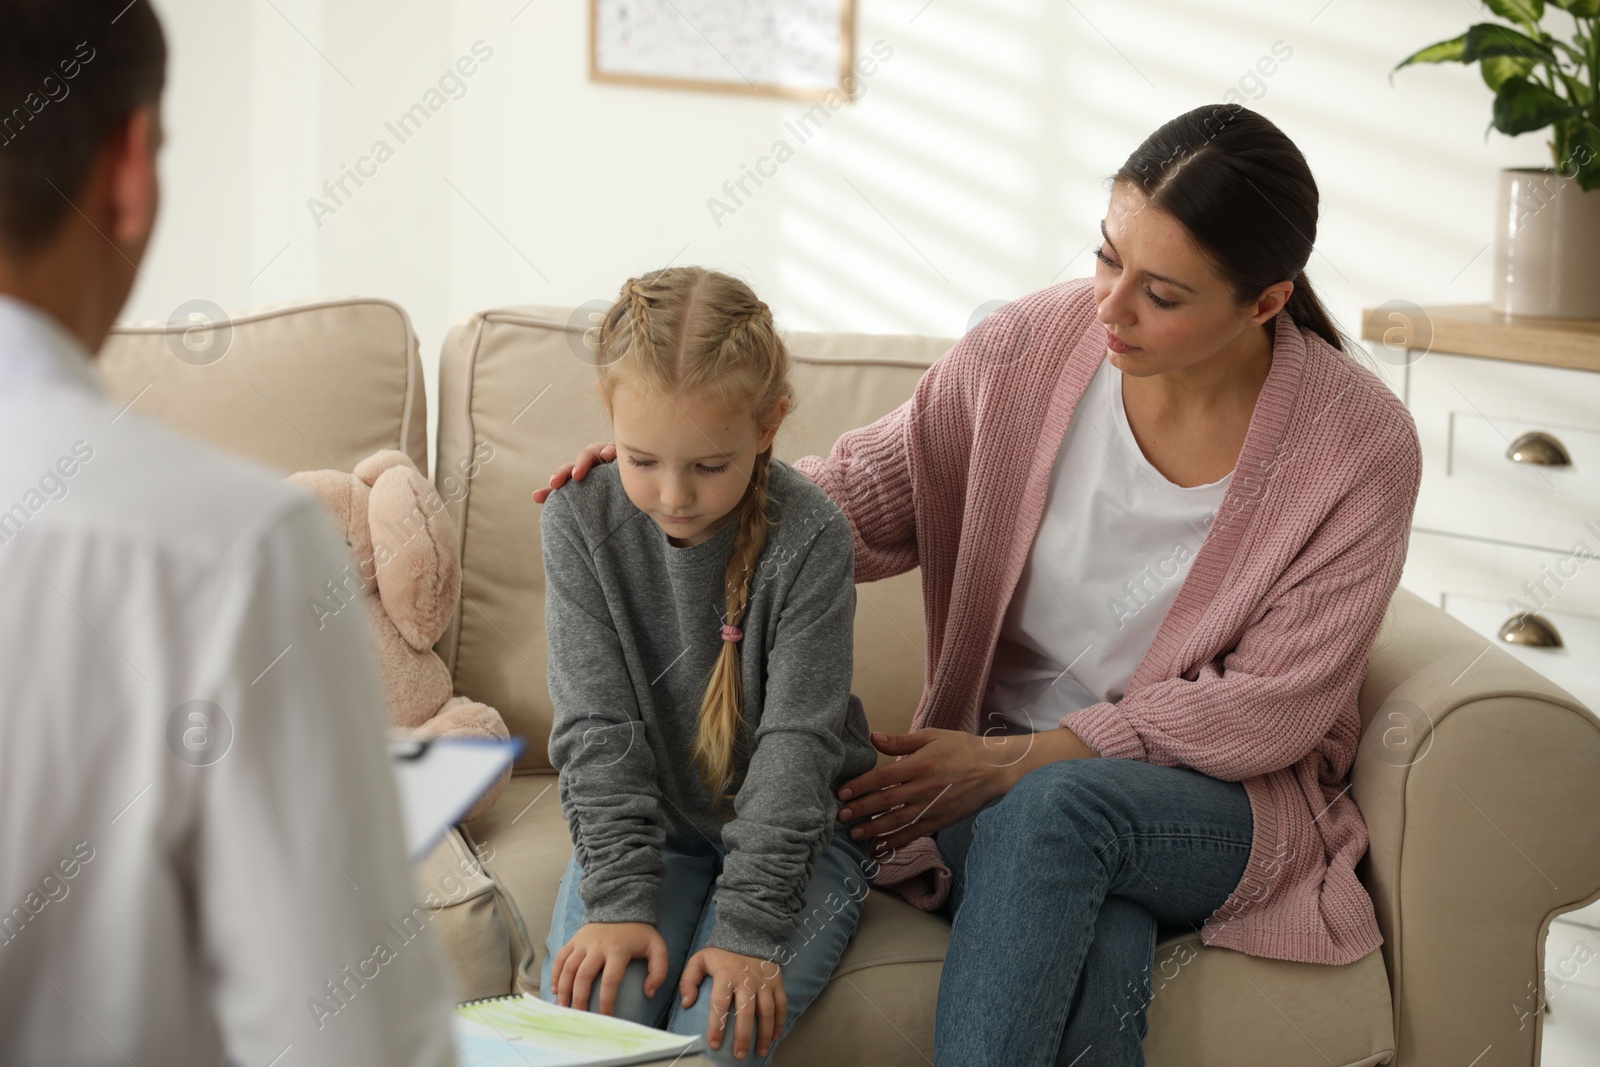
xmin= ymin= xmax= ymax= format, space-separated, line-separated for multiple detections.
xmin=794 ymin=276 xmax=1420 ymax=967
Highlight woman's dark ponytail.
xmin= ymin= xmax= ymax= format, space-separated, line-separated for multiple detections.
xmin=1113 ymin=104 xmax=1359 ymax=358
xmin=1282 ymin=269 xmax=1347 ymax=353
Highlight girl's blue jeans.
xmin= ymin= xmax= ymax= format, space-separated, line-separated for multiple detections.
xmin=932 ymin=755 xmax=1254 ymax=1067
xmin=541 ymin=824 xmax=873 ymax=1066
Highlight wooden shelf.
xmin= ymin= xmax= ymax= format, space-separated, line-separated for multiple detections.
xmin=1360 ymin=304 xmax=1600 ymax=373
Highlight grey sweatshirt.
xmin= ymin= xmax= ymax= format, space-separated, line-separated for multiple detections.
xmin=540 ymin=456 xmax=879 ymax=959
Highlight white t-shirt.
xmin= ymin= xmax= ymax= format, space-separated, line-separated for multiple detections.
xmin=980 ymin=355 xmax=1232 ymax=735
xmin=0 ymin=296 xmax=457 ymax=1066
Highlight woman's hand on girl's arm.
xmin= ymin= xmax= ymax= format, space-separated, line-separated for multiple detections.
xmin=551 ymin=920 xmax=668 ymax=1016
xmin=531 ymin=441 xmax=616 ymax=504
xmin=836 ymin=726 xmax=1097 ymax=854
xmin=680 ymin=945 xmax=788 ymax=1062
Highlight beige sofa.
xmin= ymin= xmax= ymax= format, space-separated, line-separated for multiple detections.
xmin=97 ymin=296 xmax=1600 ymax=1066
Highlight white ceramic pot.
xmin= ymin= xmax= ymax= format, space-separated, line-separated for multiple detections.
xmin=1491 ymin=167 xmax=1600 ymax=318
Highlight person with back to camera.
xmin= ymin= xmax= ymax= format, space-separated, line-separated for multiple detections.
xmin=534 ymin=104 xmax=1422 ymax=1065
xmin=536 ymin=266 xmax=879 ymax=1064
xmin=0 ymin=2 xmax=458 ymax=1064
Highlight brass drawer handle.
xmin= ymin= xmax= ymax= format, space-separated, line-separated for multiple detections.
xmin=1505 ymin=431 xmax=1572 ymax=467
xmin=1498 ymin=613 xmax=1564 ymax=649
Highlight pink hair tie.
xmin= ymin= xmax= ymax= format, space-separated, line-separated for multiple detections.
xmin=720 ymin=624 xmax=743 ymax=643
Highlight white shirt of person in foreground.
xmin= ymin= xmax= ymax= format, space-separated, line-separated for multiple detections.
xmin=0 ymin=288 xmax=461 ymax=1064
xmin=0 ymin=117 xmax=464 ymax=1067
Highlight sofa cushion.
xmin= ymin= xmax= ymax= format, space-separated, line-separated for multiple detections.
xmin=1142 ymin=930 xmax=1393 ymax=1066
xmin=434 ymin=305 xmax=952 ymax=773
xmin=99 ymin=297 xmax=429 ymax=475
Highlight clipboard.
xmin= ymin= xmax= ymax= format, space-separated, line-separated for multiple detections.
xmin=390 ymin=735 xmax=524 ymax=861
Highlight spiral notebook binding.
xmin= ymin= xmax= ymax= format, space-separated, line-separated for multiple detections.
xmin=457 ymin=991 xmax=531 ymax=1007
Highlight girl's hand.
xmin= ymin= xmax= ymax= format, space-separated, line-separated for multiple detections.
xmin=551 ymin=920 xmax=668 ymax=1016
xmin=679 ymin=945 xmax=787 ymax=1061
xmin=531 ymin=441 xmax=616 ymax=504
xmin=835 ymin=728 xmax=1028 ymax=853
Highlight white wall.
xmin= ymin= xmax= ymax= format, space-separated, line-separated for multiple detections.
xmin=128 ymin=0 xmax=1554 ymax=470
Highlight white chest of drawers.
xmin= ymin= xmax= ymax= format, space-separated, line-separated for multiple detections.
xmin=1363 ymin=305 xmax=1600 ymax=713
xmin=1364 ymin=304 xmax=1600 ymax=942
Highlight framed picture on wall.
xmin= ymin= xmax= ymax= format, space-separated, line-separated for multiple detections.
xmin=590 ymin=0 xmax=857 ymax=102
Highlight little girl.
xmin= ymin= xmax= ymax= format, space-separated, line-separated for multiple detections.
xmin=537 ymin=266 xmax=879 ymax=1065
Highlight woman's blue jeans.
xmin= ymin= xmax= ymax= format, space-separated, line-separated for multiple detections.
xmin=932 ymin=756 xmax=1254 ymax=1067
xmin=541 ymin=824 xmax=873 ymax=1066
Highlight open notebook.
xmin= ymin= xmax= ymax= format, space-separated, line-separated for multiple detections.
xmin=455 ymin=993 xmax=705 ymax=1067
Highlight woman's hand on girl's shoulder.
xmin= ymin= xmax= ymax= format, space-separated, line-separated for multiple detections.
xmin=550 ymin=919 xmax=667 ymax=1016
xmin=680 ymin=944 xmax=788 ymax=1062
xmin=532 ymin=442 xmax=617 ymax=504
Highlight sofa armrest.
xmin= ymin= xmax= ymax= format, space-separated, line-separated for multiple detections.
xmin=1353 ymin=588 xmax=1600 ymax=1066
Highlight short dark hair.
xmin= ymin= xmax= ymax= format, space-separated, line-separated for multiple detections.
xmin=0 ymin=0 xmax=166 ymax=256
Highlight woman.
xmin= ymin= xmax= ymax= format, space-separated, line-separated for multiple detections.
xmin=533 ymin=103 xmax=1421 ymax=1066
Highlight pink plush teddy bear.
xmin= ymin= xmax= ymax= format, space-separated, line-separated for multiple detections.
xmin=289 ymin=448 xmax=510 ymax=821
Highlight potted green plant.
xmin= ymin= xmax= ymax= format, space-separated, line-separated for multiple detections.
xmin=1395 ymin=0 xmax=1600 ymax=317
